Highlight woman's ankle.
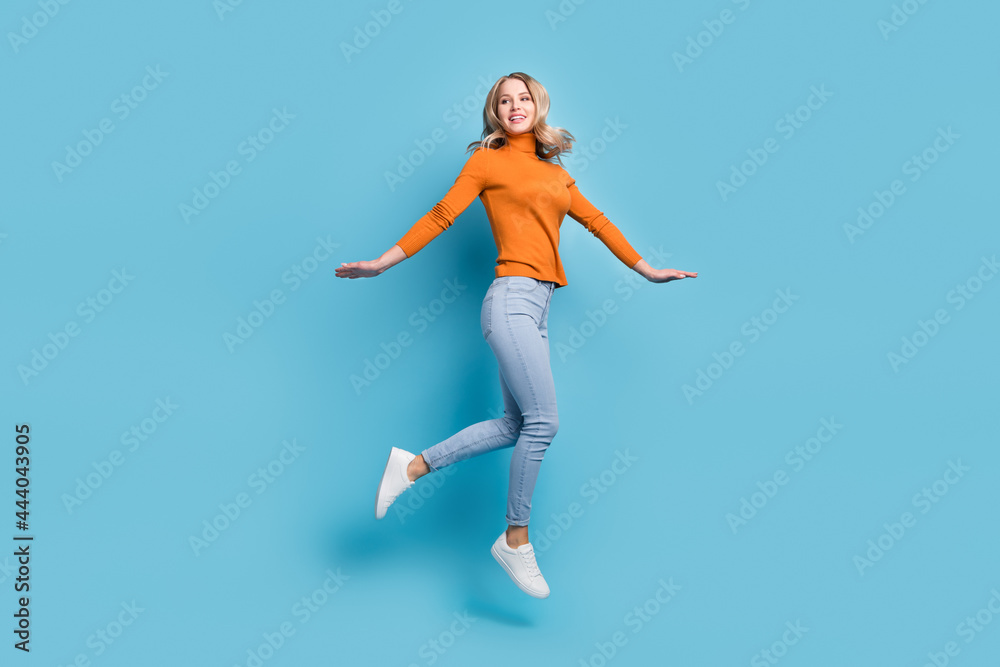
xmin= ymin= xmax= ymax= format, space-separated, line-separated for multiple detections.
xmin=407 ymin=455 xmax=429 ymax=482
xmin=506 ymin=525 xmax=529 ymax=548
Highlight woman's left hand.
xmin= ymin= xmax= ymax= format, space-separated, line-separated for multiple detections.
xmin=645 ymin=268 xmax=698 ymax=283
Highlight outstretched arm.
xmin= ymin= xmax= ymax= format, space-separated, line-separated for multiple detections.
xmin=336 ymin=149 xmax=489 ymax=280
xmin=566 ymin=180 xmax=643 ymax=268
xmin=566 ymin=181 xmax=697 ymax=283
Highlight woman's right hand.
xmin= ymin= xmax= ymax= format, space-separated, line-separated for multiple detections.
xmin=335 ymin=260 xmax=383 ymax=279
xmin=336 ymin=245 xmax=406 ymax=279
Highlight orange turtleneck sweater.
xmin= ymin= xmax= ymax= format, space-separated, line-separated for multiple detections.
xmin=394 ymin=131 xmax=643 ymax=288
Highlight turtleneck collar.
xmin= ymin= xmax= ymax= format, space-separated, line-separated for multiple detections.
xmin=504 ymin=131 xmax=537 ymax=155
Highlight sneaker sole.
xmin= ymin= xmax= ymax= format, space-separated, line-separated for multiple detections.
xmin=374 ymin=448 xmax=403 ymax=520
xmin=491 ymin=542 xmax=549 ymax=599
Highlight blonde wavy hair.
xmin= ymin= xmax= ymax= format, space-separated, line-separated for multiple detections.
xmin=465 ymin=72 xmax=575 ymax=164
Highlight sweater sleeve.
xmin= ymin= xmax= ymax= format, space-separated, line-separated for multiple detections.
xmin=565 ymin=179 xmax=643 ymax=269
xmin=395 ymin=149 xmax=489 ymax=258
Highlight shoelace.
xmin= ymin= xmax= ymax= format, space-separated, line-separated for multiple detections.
xmin=519 ymin=544 xmax=541 ymax=579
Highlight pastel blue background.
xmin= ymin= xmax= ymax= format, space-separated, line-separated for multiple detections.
xmin=2 ymin=0 xmax=998 ymax=665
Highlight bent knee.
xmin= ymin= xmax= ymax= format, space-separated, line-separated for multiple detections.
xmin=502 ymin=415 xmax=522 ymax=435
xmin=525 ymin=414 xmax=558 ymax=440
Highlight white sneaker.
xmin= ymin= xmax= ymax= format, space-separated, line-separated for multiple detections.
xmin=375 ymin=447 xmax=416 ymax=519
xmin=491 ymin=532 xmax=550 ymax=598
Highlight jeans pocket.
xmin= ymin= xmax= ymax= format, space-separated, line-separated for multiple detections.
xmin=507 ymin=277 xmax=539 ymax=293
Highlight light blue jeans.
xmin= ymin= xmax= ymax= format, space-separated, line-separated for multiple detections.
xmin=421 ymin=276 xmax=559 ymax=526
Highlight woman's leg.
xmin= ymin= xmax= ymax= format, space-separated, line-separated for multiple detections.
xmin=417 ymin=368 xmax=522 ymax=472
xmin=485 ymin=279 xmax=558 ymax=530
xmin=417 ymin=280 xmax=526 ymax=474
xmin=414 ymin=276 xmax=558 ymax=535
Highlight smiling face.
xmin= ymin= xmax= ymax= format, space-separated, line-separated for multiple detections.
xmin=496 ymin=78 xmax=535 ymax=135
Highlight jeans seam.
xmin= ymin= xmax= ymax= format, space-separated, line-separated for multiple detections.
xmin=432 ymin=427 xmax=518 ymax=469
xmin=482 ymin=290 xmax=494 ymax=340
xmin=504 ymin=285 xmax=539 ymax=525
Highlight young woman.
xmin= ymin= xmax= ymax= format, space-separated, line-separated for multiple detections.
xmin=336 ymin=72 xmax=696 ymax=598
